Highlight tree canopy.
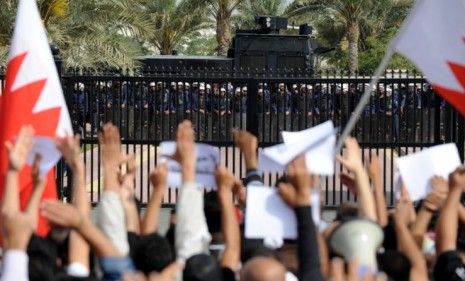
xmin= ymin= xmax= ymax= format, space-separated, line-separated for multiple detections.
xmin=0 ymin=0 xmax=418 ymax=73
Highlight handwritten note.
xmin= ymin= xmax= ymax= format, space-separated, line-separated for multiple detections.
xmin=397 ymin=143 xmax=461 ymax=201
xmin=160 ymin=142 xmax=220 ymax=188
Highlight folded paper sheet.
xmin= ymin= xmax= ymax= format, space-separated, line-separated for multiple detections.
xmin=245 ymin=185 xmax=297 ymax=240
xmin=397 ymin=143 xmax=461 ymax=201
xmin=259 ymin=121 xmax=336 ymax=175
xmin=160 ymin=141 xmax=220 ymax=188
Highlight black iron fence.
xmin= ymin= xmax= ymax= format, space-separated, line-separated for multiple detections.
xmin=1 ymin=68 xmax=464 ymax=208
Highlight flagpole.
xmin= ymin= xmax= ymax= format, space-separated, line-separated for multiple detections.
xmin=335 ymin=46 xmax=395 ymax=154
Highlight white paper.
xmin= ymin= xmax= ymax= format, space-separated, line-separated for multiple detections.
xmin=27 ymin=137 xmax=61 ymax=175
xmin=245 ymin=185 xmax=297 ymax=240
xmin=259 ymin=121 xmax=336 ymax=175
xmin=160 ymin=142 xmax=220 ymax=188
xmin=397 ymin=143 xmax=461 ymax=201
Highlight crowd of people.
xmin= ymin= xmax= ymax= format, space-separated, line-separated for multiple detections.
xmin=1 ymin=120 xmax=464 ymax=281
xmin=71 ymin=81 xmax=440 ymax=142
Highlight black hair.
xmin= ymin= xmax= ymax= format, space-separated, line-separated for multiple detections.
xmin=130 ymin=233 xmax=175 ymax=275
xmin=204 ymin=191 xmax=222 ymax=234
xmin=183 ymin=254 xmax=221 ymax=281
xmin=28 ymin=235 xmax=58 ymax=281
xmin=335 ymin=202 xmax=358 ymax=222
xmin=377 ymin=250 xmax=411 ymax=281
xmin=241 ymin=245 xmax=280 ymax=264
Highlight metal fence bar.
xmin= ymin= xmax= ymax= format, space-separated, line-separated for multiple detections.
xmin=1 ymin=69 xmax=464 ymax=208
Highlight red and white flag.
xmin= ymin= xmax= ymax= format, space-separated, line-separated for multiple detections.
xmin=392 ymin=0 xmax=465 ymax=115
xmin=0 ymin=0 xmax=72 ymax=236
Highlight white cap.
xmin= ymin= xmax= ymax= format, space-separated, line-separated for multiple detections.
xmin=235 ymin=87 xmax=241 ymax=93
xmin=206 ymin=84 xmax=211 ymax=89
xmin=149 ymin=82 xmax=156 ymax=87
xmin=178 ymin=82 xmax=183 ymax=86
xmin=220 ymin=87 xmax=226 ymax=92
xmin=242 ymin=86 xmax=247 ymax=91
xmin=292 ymin=84 xmax=298 ymax=89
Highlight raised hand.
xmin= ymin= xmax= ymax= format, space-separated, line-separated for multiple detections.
xmin=336 ymin=137 xmax=364 ymax=173
xmin=2 ymin=153 xmax=45 ymax=251
xmin=278 ymin=155 xmax=317 ymax=207
xmin=423 ymin=176 xmax=448 ymax=211
xmin=56 ymin=134 xmax=82 ymax=169
xmin=449 ymin=166 xmax=465 ymax=190
xmin=5 ymin=125 xmax=35 ymax=171
xmin=149 ymin=163 xmax=168 ymax=192
xmin=31 ymin=154 xmax=46 ymax=190
xmin=232 ymin=129 xmax=258 ymax=170
xmin=340 ymin=171 xmax=357 ymax=195
xmin=172 ymin=121 xmax=196 ymax=183
xmin=119 ymin=154 xmax=137 ymax=200
xmin=41 ymin=199 xmax=84 ymax=229
xmin=366 ymin=154 xmax=382 ymax=181
xmin=99 ymin=123 xmax=123 ymax=169
xmin=232 ymin=178 xmax=246 ymax=207
xmin=215 ymin=166 xmax=236 ymax=194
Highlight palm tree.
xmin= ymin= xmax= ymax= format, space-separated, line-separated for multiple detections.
xmin=287 ymin=0 xmax=412 ymax=75
xmin=287 ymin=0 xmax=371 ymax=75
xmin=0 ymin=0 xmax=154 ymax=69
xmin=143 ymin=0 xmax=211 ymax=55
xmin=202 ymin=0 xmax=245 ymax=56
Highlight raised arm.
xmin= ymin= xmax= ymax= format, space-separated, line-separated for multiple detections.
xmin=278 ymin=155 xmax=324 ymax=281
xmin=119 ymin=155 xmax=141 ymax=234
xmin=410 ymin=176 xmax=447 ymax=247
xmin=232 ymin=129 xmax=261 ymax=186
xmin=97 ymin=123 xmax=130 ymax=256
xmin=216 ymin=166 xmax=241 ymax=272
xmin=41 ymin=200 xmax=120 ymax=258
xmin=1 ymin=130 xmax=45 ymax=281
xmin=436 ymin=168 xmax=465 ymax=254
xmin=367 ymin=155 xmax=388 ymax=227
xmin=143 ymin=163 xmax=168 ymax=234
xmin=56 ymin=135 xmax=91 ymax=271
xmin=394 ymin=198 xmax=428 ymax=280
xmin=2 ymin=126 xmax=35 ymax=215
xmin=337 ymin=138 xmax=377 ymax=221
xmin=174 ymin=121 xmax=211 ymax=260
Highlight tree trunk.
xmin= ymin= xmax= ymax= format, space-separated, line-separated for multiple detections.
xmin=216 ymin=14 xmax=231 ymax=57
xmin=347 ymin=20 xmax=359 ymax=76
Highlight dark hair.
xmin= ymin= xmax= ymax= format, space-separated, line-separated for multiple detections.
xmin=204 ymin=191 xmax=222 ymax=234
xmin=335 ymin=202 xmax=358 ymax=222
xmin=382 ymin=215 xmax=398 ymax=251
xmin=377 ymin=250 xmax=411 ymax=281
xmin=241 ymin=245 xmax=280 ymax=264
xmin=28 ymin=235 xmax=58 ymax=281
xmin=183 ymin=254 xmax=221 ymax=281
xmin=131 ymin=233 xmax=175 ymax=275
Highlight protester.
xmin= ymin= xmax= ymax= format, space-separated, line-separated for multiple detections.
xmin=0 ymin=120 xmax=464 ymax=281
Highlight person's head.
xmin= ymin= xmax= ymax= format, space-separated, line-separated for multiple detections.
xmin=28 ymin=235 xmax=58 ymax=281
xmin=241 ymin=257 xmax=286 ymax=281
xmin=220 ymin=87 xmax=226 ymax=97
xmin=335 ymin=202 xmax=359 ymax=221
xmin=183 ymin=254 xmax=221 ymax=281
xmin=377 ymin=250 xmax=411 ymax=281
xmin=131 ymin=233 xmax=175 ymax=275
xmin=150 ymin=82 xmax=156 ymax=91
xmin=204 ymin=191 xmax=222 ymax=234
